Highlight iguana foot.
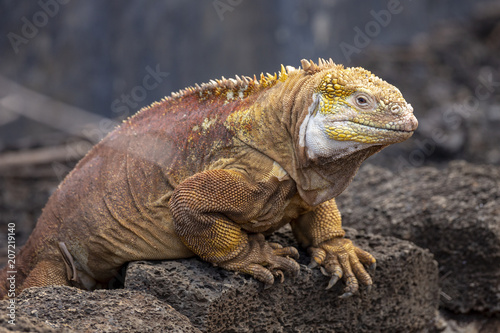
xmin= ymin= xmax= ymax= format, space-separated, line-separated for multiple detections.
xmin=308 ymin=238 xmax=375 ymax=298
xmin=219 ymin=233 xmax=300 ymax=285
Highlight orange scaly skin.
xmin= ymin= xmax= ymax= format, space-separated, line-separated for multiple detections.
xmin=0 ymin=59 xmax=417 ymax=299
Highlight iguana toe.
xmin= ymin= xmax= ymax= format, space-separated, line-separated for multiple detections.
xmin=219 ymin=233 xmax=300 ymax=285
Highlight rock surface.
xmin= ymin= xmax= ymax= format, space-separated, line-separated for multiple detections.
xmin=1 ymin=287 xmax=200 ymax=333
xmin=0 ymin=229 xmax=439 ymax=332
xmin=337 ymin=160 xmax=500 ymax=315
xmin=125 ymin=228 xmax=439 ymax=333
xmin=0 ymin=313 xmax=67 ymax=333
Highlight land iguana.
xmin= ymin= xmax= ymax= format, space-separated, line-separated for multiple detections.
xmin=0 ymin=59 xmax=417 ymax=299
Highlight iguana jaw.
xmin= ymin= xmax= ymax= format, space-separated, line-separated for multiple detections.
xmin=325 ymin=118 xmax=417 ymax=145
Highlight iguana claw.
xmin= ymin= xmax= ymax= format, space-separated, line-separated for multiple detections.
xmin=274 ymin=270 xmax=285 ymax=283
xmin=308 ymin=260 xmax=318 ymax=269
xmin=339 ymin=291 xmax=354 ymax=299
xmin=308 ymin=237 xmax=375 ymax=296
xmin=326 ymin=275 xmax=339 ymax=290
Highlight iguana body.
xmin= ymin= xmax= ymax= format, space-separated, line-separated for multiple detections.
xmin=0 ymin=59 xmax=417 ymax=299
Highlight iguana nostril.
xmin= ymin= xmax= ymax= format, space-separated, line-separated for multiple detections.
xmin=391 ymin=105 xmax=401 ymax=114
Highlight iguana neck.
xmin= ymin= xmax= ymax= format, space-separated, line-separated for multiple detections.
xmin=224 ymin=71 xmax=310 ymax=175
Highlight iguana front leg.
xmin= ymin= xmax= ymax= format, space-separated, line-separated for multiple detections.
xmin=291 ymin=199 xmax=375 ymax=298
xmin=169 ymin=169 xmax=300 ymax=285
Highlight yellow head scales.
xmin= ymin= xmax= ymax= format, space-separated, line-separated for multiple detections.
xmin=311 ymin=64 xmax=416 ymax=144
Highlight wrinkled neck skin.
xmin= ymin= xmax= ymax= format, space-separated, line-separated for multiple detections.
xmin=293 ymin=88 xmax=386 ymax=206
xmin=228 ymin=71 xmax=386 ymax=207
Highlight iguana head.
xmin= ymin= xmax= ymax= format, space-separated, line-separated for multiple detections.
xmin=298 ymin=59 xmax=418 ymax=161
xmin=289 ymin=59 xmax=417 ymax=205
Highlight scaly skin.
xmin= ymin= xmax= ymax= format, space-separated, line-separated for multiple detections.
xmin=0 ymin=59 xmax=417 ymax=299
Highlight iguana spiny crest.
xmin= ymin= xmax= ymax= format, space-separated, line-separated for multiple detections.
xmin=165 ymin=58 xmax=416 ymax=150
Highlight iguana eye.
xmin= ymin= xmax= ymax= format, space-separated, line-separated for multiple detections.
xmin=357 ymin=96 xmax=368 ymax=105
xmin=354 ymin=94 xmax=371 ymax=108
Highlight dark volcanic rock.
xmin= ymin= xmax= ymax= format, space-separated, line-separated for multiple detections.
xmin=5 ymin=287 xmax=200 ymax=333
xmin=0 ymin=313 xmax=68 ymax=333
xmin=125 ymin=227 xmax=439 ymax=333
xmin=337 ymin=160 xmax=500 ymax=315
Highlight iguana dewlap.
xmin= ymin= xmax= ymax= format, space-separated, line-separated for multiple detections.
xmin=0 ymin=59 xmax=417 ymax=299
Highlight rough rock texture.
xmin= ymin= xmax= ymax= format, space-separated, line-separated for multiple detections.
xmin=0 ymin=313 xmax=69 ymax=333
xmin=337 ymin=160 xmax=500 ymax=315
xmin=0 ymin=228 xmax=439 ymax=333
xmin=125 ymin=227 xmax=439 ymax=333
xmin=438 ymin=311 xmax=500 ymax=333
xmin=2 ymin=287 xmax=200 ymax=333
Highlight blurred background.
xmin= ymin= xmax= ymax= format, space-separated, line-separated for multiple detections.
xmin=0 ymin=0 xmax=499 ymax=274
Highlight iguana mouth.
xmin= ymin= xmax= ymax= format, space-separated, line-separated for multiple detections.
xmin=353 ymin=123 xmax=414 ymax=133
xmin=345 ymin=120 xmax=417 ymax=133
xmin=324 ymin=120 xmax=416 ymax=145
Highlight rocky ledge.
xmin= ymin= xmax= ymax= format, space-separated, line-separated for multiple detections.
xmin=2 ymin=229 xmax=438 ymax=333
